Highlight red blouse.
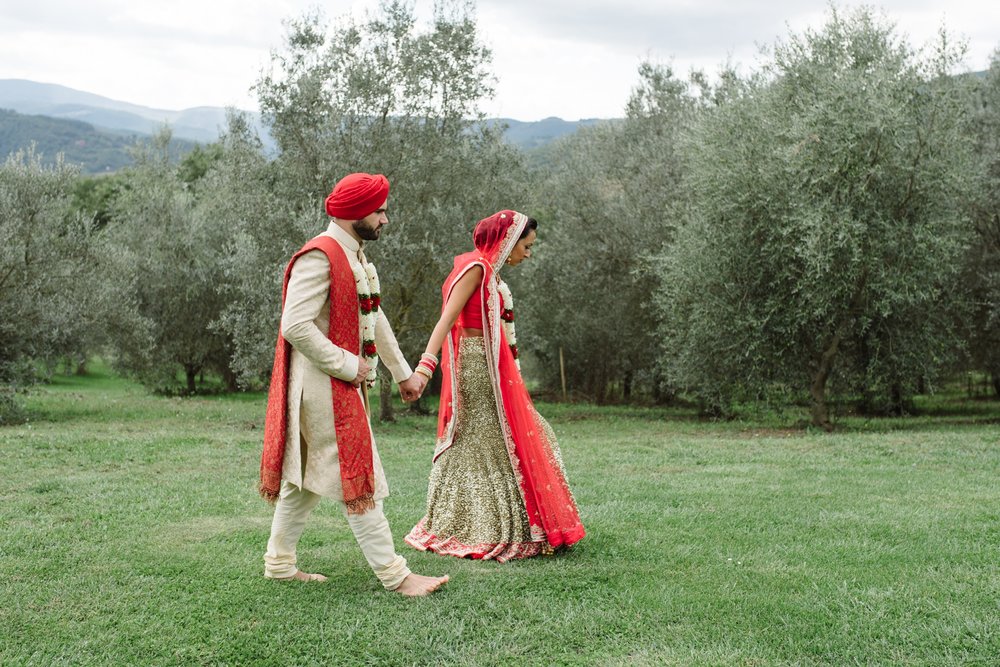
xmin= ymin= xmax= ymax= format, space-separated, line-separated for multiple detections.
xmin=456 ymin=286 xmax=483 ymax=329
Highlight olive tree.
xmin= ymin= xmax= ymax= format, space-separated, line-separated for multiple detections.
xmin=195 ymin=112 xmax=285 ymax=389
xmin=658 ymin=7 xmax=974 ymax=426
xmin=0 ymin=147 xmax=100 ymax=421
xmin=99 ymin=131 xmax=236 ymax=393
xmin=518 ymin=63 xmax=701 ymax=402
xmin=966 ymin=48 xmax=1000 ymax=396
xmin=222 ymin=0 xmax=527 ymax=419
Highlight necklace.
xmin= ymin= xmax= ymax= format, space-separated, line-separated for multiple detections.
xmin=497 ymin=279 xmax=519 ymax=369
xmin=351 ymin=261 xmax=381 ymax=387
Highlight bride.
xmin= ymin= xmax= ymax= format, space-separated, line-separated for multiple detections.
xmin=405 ymin=210 xmax=585 ymax=561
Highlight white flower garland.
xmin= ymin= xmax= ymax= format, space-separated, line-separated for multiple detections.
xmin=497 ymin=278 xmax=520 ymax=369
xmin=351 ymin=261 xmax=381 ymax=388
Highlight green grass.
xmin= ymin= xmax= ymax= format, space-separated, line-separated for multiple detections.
xmin=2 ymin=365 xmax=999 ymax=666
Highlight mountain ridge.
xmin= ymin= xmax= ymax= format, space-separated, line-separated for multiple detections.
xmin=0 ymin=79 xmax=257 ymax=146
xmin=0 ymin=108 xmax=199 ymax=173
xmin=0 ymin=79 xmax=610 ymax=156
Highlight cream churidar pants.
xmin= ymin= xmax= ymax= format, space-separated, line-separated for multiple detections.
xmin=264 ymin=480 xmax=410 ymax=590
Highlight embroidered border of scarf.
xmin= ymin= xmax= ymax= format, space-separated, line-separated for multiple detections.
xmin=260 ymin=236 xmax=375 ymax=514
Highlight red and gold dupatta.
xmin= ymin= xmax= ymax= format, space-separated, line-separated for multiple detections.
xmin=435 ymin=211 xmax=585 ymax=549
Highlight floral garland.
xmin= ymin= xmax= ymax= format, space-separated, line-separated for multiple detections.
xmin=352 ymin=261 xmax=381 ymax=388
xmin=497 ymin=278 xmax=519 ymax=369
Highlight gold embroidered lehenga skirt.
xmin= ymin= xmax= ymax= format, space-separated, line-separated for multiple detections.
xmin=405 ymin=337 xmax=548 ymax=562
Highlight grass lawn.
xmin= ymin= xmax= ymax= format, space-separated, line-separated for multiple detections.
xmin=1 ymin=365 xmax=999 ymax=666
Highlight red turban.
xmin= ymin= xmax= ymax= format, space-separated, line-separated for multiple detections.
xmin=324 ymin=173 xmax=390 ymax=220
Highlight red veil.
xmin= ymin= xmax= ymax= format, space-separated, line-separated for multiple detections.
xmin=435 ymin=210 xmax=585 ymax=550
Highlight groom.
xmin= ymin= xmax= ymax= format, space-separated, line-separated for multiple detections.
xmin=259 ymin=172 xmax=445 ymax=596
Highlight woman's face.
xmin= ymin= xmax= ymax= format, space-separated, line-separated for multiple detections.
xmin=507 ymin=229 xmax=536 ymax=266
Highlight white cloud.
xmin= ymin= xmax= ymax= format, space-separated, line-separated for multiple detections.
xmin=0 ymin=0 xmax=996 ymax=121
xmin=477 ymin=0 xmax=999 ymax=119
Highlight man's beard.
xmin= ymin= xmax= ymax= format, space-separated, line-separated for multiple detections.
xmin=352 ymin=219 xmax=382 ymax=241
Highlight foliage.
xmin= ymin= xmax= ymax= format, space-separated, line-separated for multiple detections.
xmin=177 ymin=143 xmax=225 ymax=186
xmin=197 ymin=112 xmax=285 ymax=388
xmin=965 ymin=49 xmax=1000 ymax=396
xmin=72 ymin=172 xmax=130 ymax=228
xmin=657 ymin=7 xmax=976 ymax=426
xmin=0 ymin=146 xmax=101 ymax=421
xmin=0 ymin=385 xmax=26 ymax=425
xmin=6 ymin=4 xmax=996 ymax=422
xmin=519 ymin=64 xmax=701 ymax=402
xmin=97 ymin=130 xmax=236 ymax=393
xmin=221 ymin=0 xmax=527 ymax=417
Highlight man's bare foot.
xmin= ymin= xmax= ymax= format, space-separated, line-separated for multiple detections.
xmin=394 ymin=573 xmax=449 ymax=597
xmin=275 ymin=570 xmax=328 ymax=582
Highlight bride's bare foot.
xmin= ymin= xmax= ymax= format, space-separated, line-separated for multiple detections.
xmin=276 ymin=570 xmax=328 ymax=582
xmin=394 ymin=573 xmax=449 ymax=597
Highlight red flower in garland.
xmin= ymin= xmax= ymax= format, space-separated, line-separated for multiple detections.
xmin=363 ymin=340 xmax=377 ymax=357
xmin=510 ymin=344 xmax=519 ymax=359
xmin=360 ymin=297 xmax=373 ymax=313
xmin=501 ymin=308 xmax=515 ymax=322
xmin=371 ymin=294 xmax=381 ymax=311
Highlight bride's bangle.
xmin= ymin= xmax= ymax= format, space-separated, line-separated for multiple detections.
xmin=416 ymin=353 xmax=438 ymax=378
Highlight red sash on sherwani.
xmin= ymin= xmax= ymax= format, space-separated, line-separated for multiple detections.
xmin=259 ymin=236 xmax=375 ymax=514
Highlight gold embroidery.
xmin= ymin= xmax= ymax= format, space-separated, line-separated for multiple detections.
xmin=405 ymin=337 xmax=542 ymax=562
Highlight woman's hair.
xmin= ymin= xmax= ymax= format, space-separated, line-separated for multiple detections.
xmin=520 ymin=217 xmax=538 ymax=240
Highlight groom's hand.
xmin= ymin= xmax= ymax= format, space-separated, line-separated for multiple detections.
xmin=351 ymin=358 xmax=372 ymax=387
xmin=398 ymin=374 xmax=427 ymax=402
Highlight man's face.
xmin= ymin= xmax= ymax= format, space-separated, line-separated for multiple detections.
xmin=352 ymin=199 xmax=389 ymax=241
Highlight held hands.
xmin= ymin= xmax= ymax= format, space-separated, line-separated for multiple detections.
xmin=400 ymin=353 xmax=437 ymax=402
xmin=350 ymin=357 xmax=424 ymax=401
xmin=398 ymin=373 xmax=427 ymax=403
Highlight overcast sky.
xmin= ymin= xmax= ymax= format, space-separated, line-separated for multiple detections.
xmin=1 ymin=0 xmax=997 ymax=121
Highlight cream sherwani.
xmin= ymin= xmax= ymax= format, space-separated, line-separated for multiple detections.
xmin=264 ymin=222 xmax=413 ymax=589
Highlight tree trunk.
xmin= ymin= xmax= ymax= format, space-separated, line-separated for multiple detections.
xmin=379 ymin=368 xmax=394 ymax=423
xmin=993 ymin=374 xmax=1000 ymax=399
xmin=889 ymin=381 xmax=905 ymax=416
xmin=858 ymin=333 xmax=874 ymax=414
xmin=623 ymin=371 xmax=633 ymax=401
xmin=185 ymin=365 xmax=198 ymax=394
xmin=592 ymin=366 xmax=610 ymax=405
xmin=222 ymin=366 xmax=239 ymax=393
xmin=595 ymin=381 xmax=610 ymax=405
xmin=810 ymin=331 xmax=843 ymax=431
xmin=814 ymin=271 xmax=866 ymax=429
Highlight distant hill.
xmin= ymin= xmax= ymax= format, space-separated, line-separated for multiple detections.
xmin=487 ymin=117 xmax=609 ymax=150
xmin=0 ymin=79 xmax=269 ymax=148
xmin=0 ymin=108 xmax=198 ymax=173
xmin=0 ymin=79 xmax=611 ymax=154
